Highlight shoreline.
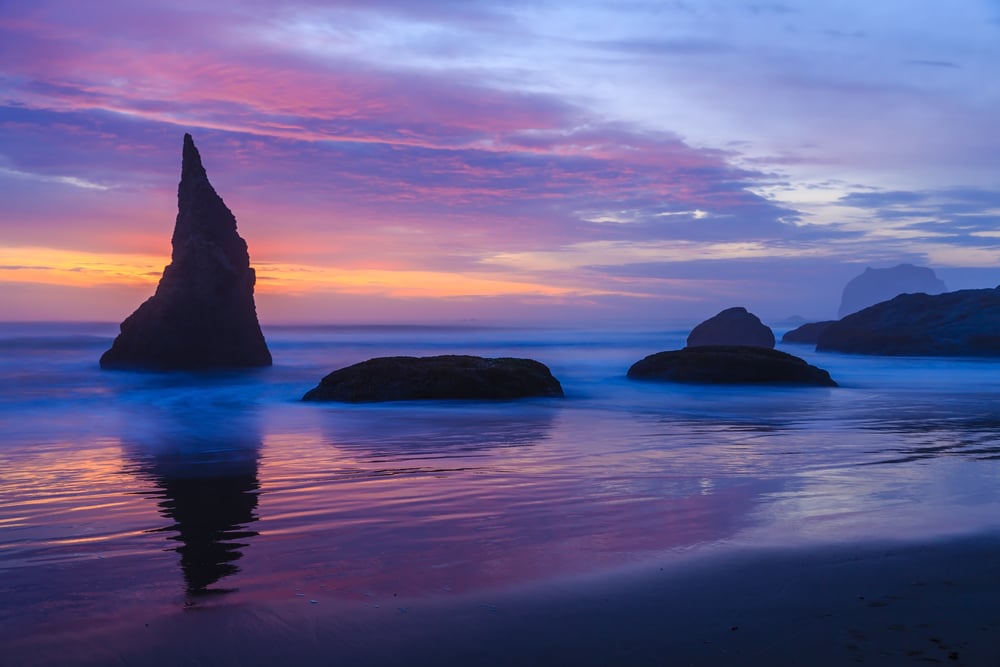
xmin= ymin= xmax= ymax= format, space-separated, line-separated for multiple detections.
xmin=9 ymin=533 xmax=1000 ymax=666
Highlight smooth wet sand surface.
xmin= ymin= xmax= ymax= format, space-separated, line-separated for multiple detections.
xmin=8 ymin=534 xmax=1000 ymax=666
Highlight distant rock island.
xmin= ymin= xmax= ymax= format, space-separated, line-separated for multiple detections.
xmin=818 ymin=287 xmax=1000 ymax=356
xmin=687 ymin=307 xmax=775 ymax=348
xmin=303 ymin=355 xmax=564 ymax=402
xmin=782 ymin=321 xmax=836 ymax=344
xmin=101 ymin=134 xmax=271 ymax=370
xmin=838 ymin=264 xmax=945 ymax=318
xmin=628 ymin=346 xmax=837 ymax=387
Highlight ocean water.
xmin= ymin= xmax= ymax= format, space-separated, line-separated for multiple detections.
xmin=2 ymin=322 xmax=1000 ymax=645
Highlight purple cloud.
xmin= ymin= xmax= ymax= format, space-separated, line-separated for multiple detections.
xmin=1 ymin=0 xmax=999 ymax=324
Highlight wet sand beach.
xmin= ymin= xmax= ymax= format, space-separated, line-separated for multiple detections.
xmin=5 ymin=325 xmax=1000 ymax=666
xmin=9 ymin=534 xmax=1000 ymax=666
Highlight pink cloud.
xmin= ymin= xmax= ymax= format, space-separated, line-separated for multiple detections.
xmin=0 ymin=1 xmax=818 ymax=323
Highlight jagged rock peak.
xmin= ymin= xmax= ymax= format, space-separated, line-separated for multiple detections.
xmin=100 ymin=133 xmax=271 ymax=370
xmin=182 ymin=132 xmax=205 ymax=178
xmin=171 ymin=133 xmax=246 ymax=271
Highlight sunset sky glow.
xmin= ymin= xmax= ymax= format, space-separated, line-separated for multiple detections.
xmin=2 ymin=0 xmax=999 ymax=324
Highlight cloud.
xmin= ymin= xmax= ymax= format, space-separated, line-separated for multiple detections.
xmin=0 ymin=37 xmax=801 ymax=262
xmin=744 ymin=3 xmax=796 ymax=16
xmin=0 ymin=166 xmax=110 ymax=190
xmin=839 ymin=191 xmax=929 ymax=208
xmin=1 ymin=1 xmax=999 ymax=323
xmin=905 ymin=59 xmax=960 ymax=69
xmin=587 ymin=37 xmax=732 ymax=57
xmin=837 ymin=187 xmax=1000 ymax=255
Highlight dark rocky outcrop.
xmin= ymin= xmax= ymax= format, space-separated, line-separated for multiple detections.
xmin=817 ymin=287 xmax=1000 ymax=356
xmin=302 ymin=355 xmax=564 ymax=402
xmin=627 ymin=346 xmax=837 ymax=387
xmin=838 ymin=264 xmax=945 ymax=318
xmin=687 ymin=307 xmax=775 ymax=348
xmin=781 ymin=321 xmax=836 ymax=344
xmin=101 ymin=134 xmax=271 ymax=370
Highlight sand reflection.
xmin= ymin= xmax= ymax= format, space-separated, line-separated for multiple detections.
xmin=120 ymin=400 xmax=261 ymax=599
xmin=251 ymin=404 xmax=787 ymax=598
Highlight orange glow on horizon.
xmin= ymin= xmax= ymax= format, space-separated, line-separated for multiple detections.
xmin=0 ymin=246 xmax=164 ymax=288
xmin=0 ymin=245 xmax=627 ymax=300
xmin=253 ymin=260 xmax=617 ymax=298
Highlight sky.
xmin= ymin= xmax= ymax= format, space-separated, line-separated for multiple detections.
xmin=1 ymin=0 xmax=999 ymax=326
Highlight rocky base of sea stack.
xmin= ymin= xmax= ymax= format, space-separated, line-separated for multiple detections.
xmin=302 ymin=355 xmax=565 ymax=402
xmin=627 ymin=346 xmax=837 ymax=387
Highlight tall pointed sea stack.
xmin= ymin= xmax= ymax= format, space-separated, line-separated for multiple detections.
xmin=101 ymin=134 xmax=271 ymax=370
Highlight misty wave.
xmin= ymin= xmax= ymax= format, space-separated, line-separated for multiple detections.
xmin=4 ymin=322 xmax=1000 ymax=634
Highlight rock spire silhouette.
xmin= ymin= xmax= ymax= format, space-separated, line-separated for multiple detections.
xmin=100 ymin=134 xmax=271 ymax=369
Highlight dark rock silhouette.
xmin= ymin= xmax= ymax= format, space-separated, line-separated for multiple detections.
xmin=782 ymin=321 xmax=836 ymax=344
xmin=818 ymin=287 xmax=1000 ymax=356
xmin=122 ymin=403 xmax=261 ymax=598
xmin=838 ymin=264 xmax=945 ymax=318
xmin=687 ymin=307 xmax=775 ymax=348
xmin=101 ymin=134 xmax=271 ymax=370
xmin=303 ymin=355 xmax=564 ymax=402
xmin=628 ymin=346 xmax=837 ymax=386
xmin=148 ymin=459 xmax=260 ymax=597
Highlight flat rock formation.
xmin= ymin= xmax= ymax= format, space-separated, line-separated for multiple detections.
xmin=781 ymin=321 xmax=836 ymax=344
xmin=302 ymin=355 xmax=564 ymax=402
xmin=628 ymin=346 xmax=837 ymax=386
xmin=101 ymin=134 xmax=271 ymax=370
xmin=687 ymin=307 xmax=775 ymax=348
xmin=838 ymin=264 xmax=946 ymax=318
xmin=818 ymin=287 xmax=1000 ymax=356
